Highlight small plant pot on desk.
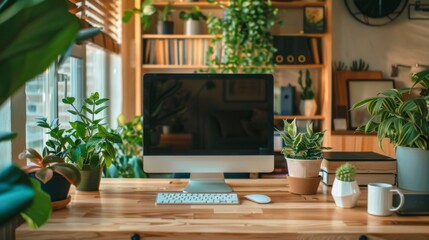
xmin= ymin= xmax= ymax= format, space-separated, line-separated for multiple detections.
xmin=77 ymin=165 xmax=102 ymax=191
xmin=287 ymin=175 xmax=321 ymax=195
xmin=286 ymin=158 xmax=322 ymax=195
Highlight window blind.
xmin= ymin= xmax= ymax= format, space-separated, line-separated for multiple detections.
xmin=68 ymin=0 xmax=121 ymax=53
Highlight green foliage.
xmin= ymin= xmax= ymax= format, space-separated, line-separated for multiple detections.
xmin=350 ymin=59 xmax=369 ymax=71
xmin=351 ymin=68 xmax=429 ymax=150
xmin=298 ymin=69 xmax=314 ymax=100
xmin=122 ymin=0 xmax=173 ymax=30
xmin=0 ymin=165 xmax=51 ymax=229
xmin=104 ymin=115 xmax=147 ymax=178
xmin=335 ymin=163 xmax=357 ymax=182
xmin=275 ymin=119 xmax=330 ymax=160
xmin=0 ymin=0 xmax=80 ymax=106
xmin=19 ymin=148 xmax=81 ymax=186
xmin=203 ymin=0 xmax=279 ymax=73
xmin=179 ymin=6 xmax=207 ymax=21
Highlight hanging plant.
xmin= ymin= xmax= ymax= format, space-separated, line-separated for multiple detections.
xmin=203 ymin=0 xmax=279 ymax=73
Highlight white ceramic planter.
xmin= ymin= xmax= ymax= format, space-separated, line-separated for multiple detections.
xmin=286 ymin=158 xmax=322 ymax=178
xmin=299 ymin=99 xmax=317 ymax=116
xmin=331 ymin=179 xmax=361 ymax=208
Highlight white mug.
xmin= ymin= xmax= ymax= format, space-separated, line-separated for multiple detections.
xmin=367 ymin=183 xmax=405 ymax=216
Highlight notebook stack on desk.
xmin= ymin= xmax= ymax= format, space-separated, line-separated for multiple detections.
xmin=320 ymin=152 xmax=397 ymax=186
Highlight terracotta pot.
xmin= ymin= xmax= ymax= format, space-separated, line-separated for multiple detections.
xmin=287 ymin=175 xmax=321 ymax=195
xmin=286 ymin=158 xmax=322 ymax=178
xmin=331 ymin=179 xmax=360 ymax=208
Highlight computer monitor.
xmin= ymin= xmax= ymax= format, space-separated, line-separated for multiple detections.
xmin=143 ymin=73 xmax=274 ymax=193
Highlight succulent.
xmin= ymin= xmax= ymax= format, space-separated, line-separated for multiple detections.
xmin=335 ymin=163 xmax=357 ymax=182
xmin=333 ymin=61 xmax=348 ymax=71
xmin=275 ymin=119 xmax=330 ymax=160
xmin=350 ymin=59 xmax=369 ymax=71
xmin=298 ymin=69 xmax=314 ymax=100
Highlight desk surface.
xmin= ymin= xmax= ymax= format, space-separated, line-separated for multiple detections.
xmin=17 ymin=178 xmax=429 ymax=239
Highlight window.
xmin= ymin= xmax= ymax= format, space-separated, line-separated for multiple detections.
xmin=0 ymin=99 xmax=12 ymax=168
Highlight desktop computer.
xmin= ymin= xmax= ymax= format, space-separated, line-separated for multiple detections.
xmin=143 ymin=73 xmax=274 ymax=200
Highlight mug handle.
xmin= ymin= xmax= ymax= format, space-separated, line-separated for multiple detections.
xmin=389 ymin=189 xmax=405 ymax=212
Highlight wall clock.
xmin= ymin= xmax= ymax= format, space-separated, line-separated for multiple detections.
xmin=344 ymin=0 xmax=409 ymax=26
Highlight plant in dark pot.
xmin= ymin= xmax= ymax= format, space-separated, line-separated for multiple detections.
xmin=276 ymin=119 xmax=330 ymax=194
xmin=19 ymin=148 xmax=81 ymax=209
xmin=351 ymin=68 xmax=429 ymax=192
xmin=104 ymin=115 xmax=147 ymax=178
xmin=179 ymin=6 xmax=207 ymax=35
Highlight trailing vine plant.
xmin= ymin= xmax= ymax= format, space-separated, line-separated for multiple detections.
xmin=202 ymin=0 xmax=279 ymax=73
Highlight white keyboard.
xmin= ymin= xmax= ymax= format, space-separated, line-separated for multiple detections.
xmin=155 ymin=192 xmax=240 ymax=205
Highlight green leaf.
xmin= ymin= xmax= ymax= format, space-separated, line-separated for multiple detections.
xmin=0 ymin=165 xmax=35 ymax=224
xmin=0 ymin=131 xmax=16 ymax=142
xmin=69 ymin=146 xmax=81 ymax=164
xmin=20 ymin=178 xmax=51 ymax=229
xmin=62 ymin=97 xmax=75 ymax=105
xmin=0 ymin=0 xmax=80 ymax=105
xmin=95 ymin=98 xmax=109 ymax=105
xmin=94 ymin=105 xmax=108 ymax=114
xmin=35 ymin=168 xmax=53 ymax=184
xmin=51 ymin=163 xmax=81 ymax=186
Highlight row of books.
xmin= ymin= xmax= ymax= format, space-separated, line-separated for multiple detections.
xmin=320 ymin=152 xmax=397 ymax=186
xmin=143 ymin=38 xmax=211 ymax=65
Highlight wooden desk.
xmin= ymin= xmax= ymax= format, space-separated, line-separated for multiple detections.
xmin=16 ymin=179 xmax=429 ymax=239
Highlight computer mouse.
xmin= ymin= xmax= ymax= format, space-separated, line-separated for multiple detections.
xmin=244 ymin=194 xmax=271 ymax=204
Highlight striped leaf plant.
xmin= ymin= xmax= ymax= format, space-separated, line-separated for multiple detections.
xmin=351 ymin=69 xmax=429 ymax=150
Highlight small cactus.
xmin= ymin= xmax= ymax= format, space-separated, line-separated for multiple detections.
xmin=335 ymin=163 xmax=357 ymax=182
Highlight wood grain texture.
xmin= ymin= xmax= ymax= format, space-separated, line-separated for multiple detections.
xmin=16 ymin=179 xmax=429 ymax=239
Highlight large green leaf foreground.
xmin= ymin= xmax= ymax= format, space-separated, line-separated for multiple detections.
xmin=0 ymin=165 xmax=51 ymax=228
xmin=0 ymin=0 xmax=80 ymax=105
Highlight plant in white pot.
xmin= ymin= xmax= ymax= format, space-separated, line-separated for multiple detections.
xmin=276 ymin=119 xmax=330 ymax=194
xmin=298 ymin=69 xmax=317 ymax=116
xmin=331 ymin=163 xmax=360 ymax=208
xmin=179 ymin=6 xmax=207 ymax=35
xmin=351 ymin=68 xmax=429 ymax=192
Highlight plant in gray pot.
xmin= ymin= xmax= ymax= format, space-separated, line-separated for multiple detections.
xmin=19 ymin=148 xmax=81 ymax=209
xmin=276 ymin=119 xmax=330 ymax=194
xmin=351 ymin=68 xmax=429 ymax=192
xmin=179 ymin=6 xmax=207 ymax=35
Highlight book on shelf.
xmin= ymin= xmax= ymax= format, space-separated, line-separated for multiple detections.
xmin=321 ymin=152 xmax=396 ymax=174
xmin=272 ymin=36 xmax=314 ymax=65
xmin=320 ymin=170 xmax=396 ymax=186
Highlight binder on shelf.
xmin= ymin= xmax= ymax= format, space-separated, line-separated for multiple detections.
xmin=310 ymin=37 xmax=322 ymax=64
xmin=280 ymin=84 xmax=296 ymax=115
xmin=273 ymin=36 xmax=314 ymax=65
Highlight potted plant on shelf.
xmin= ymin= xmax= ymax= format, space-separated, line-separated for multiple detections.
xmin=351 ymin=68 xmax=429 ymax=192
xmin=104 ymin=115 xmax=147 ymax=178
xmin=298 ymin=69 xmax=317 ymax=116
xmin=19 ymin=148 xmax=81 ymax=209
xmin=179 ymin=6 xmax=207 ymax=35
xmin=331 ymin=163 xmax=360 ymax=208
xmin=276 ymin=119 xmax=330 ymax=194
xmin=204 ymin=0 xmax=279 ymax=73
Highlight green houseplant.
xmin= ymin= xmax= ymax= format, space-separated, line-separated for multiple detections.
xmin=203 ymin=0 xmax=279 ymax=73
xmin=331 ymin=163 xmax=360 ymax=208
xmin=351 ymin=68 xmax=429 ymax=192
xmin=298 ymin=69 xmax=317 ymax=116
xmin=104 ymin=115 xmax=147 ymax=178
xmin=276 ymin=119 xmax=330 ymax=194
xmin=19 ymin=148 xmax=81 ymax=206
xmin=179 ymin=6 xmax=207 ymax=35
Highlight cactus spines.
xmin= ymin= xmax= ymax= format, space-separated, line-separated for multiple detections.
xmin=335 ymin=163 xmax=357 ymax=182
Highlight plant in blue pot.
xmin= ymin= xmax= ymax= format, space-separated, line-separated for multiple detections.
xmin=351 ymin=68 xmax=429 ymax=192
xmin=19 ymin=148 xmax=81 ymax=209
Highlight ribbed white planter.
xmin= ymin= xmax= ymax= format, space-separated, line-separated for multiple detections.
xmin=331 ymin=179 xmax=361 ymax=208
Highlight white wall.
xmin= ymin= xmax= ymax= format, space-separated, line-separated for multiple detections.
xmin=332 ymin=1 xmax=429 ymax=88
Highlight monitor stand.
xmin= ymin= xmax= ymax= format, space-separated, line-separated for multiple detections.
xmin=183 ymin=173 xmax=233 ymax=193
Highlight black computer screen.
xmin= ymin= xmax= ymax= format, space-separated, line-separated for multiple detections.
xmin=143 ymin=74 xmax=274 ymax=155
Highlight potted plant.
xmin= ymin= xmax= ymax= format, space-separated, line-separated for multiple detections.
xmin=19 ymin=148 xmax=81 ymax=209
xmin=104 ymin=115 xmax=147 ymax=178
xmin=179 ymin=6 xmax=207 ymax=35
xmin=351 ymin=68 xmax=429 ymax=192
xmin=276 ymin=119 xmax=330 ymax=194
xmin=331 ymin=163 xmax=360 ymax=208
xmin=298 ymin=69 xmax=317 ymax=116
xmin=204 ymin=0 xmax=279 ymax=73
xmin=37 ymin=93 xmax=122 ymax=191
xmin=123 ymin=0 xmax=174 ymax=34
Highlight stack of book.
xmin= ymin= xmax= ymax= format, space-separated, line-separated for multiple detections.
xmin=320 ymin=152 xmax=397 ymax=186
